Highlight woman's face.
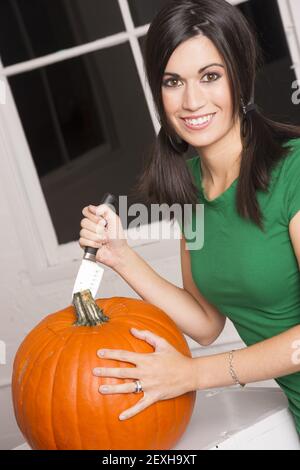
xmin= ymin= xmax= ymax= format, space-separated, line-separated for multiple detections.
xmin=161 ymin=35 xmax=238 ymax=150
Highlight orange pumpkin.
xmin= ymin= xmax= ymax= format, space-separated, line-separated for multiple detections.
xmin=12 ymin=295 xmax=196 ymax=450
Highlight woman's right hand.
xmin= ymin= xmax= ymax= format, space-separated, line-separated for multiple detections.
xmin=79 ymin=203 xmax=130 ymax=270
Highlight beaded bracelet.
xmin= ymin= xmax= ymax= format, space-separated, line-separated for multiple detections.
xmin=229 ymin=350 xmax=245 ymax=387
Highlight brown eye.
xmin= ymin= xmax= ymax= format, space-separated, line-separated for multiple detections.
xmin=202 ymin=72 xmax=220 ymax=82
xmin=162 ymin=78 xmax=182 ymax=88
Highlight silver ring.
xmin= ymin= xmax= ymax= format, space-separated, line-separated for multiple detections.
xmin=133 ymin=380 xmax=143 ymax=394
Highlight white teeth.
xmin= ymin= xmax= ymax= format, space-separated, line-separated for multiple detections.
xmin=184 ymin=114 xmax=214 ymax=126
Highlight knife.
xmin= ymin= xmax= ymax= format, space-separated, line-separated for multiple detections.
xmin=72 ymin=193 xmax=116 ymax=300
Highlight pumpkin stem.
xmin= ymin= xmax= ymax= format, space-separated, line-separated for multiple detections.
xmin=72 ymin=290 xmax=109 ymax=326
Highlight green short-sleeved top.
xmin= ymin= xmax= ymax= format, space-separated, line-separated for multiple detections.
xmin=183 ymin=138 xmax=300 ymax=434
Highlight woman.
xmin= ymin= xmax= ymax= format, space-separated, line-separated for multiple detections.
xmin=79 ymin=0 xmax=300 ymax=433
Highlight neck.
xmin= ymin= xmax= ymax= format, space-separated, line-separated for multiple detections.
xmin=196 ymin=120 xmax=242 ymax=186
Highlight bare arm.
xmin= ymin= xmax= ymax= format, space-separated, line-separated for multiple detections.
xmin=115 ymin=235 xmax=226 ymax=346
xmin=193 ymin=324 xmax=300 ymax=389
xmin=193 ymin=212 xmax=300 ymax=390
xmin=80 ymin=204 xmax=225 ymax=346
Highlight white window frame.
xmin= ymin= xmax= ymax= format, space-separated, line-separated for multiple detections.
xmin=0 ymin=0 xmax=297 ymax=285
xmin=277 ymin=0 xmax=300 ymax=81
xmin=0 ymin=0 xmax=161 ymax=286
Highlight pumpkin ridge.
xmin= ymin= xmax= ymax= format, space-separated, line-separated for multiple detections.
xmin=115 ymin=301 xmax=188 ymax=347
xmin=15 ymin=333 xmax=57 ymax=415
xmin=12 ymin=334 xmax=43 ymax=438
xmin=33 ymin=334 xmax=64 ymax=450
xmin=108 ymin=328 xmax=135 ymax=448
xmin=116 ymin=329 xmax=141 ymax=446
xmin=24 ymin=334 xmax=62 ymax=449
xmin=88 ymin=333 xmax=113 ymax=449
xmin=51 ymin=326 xmax=85 ymax=450
xmin=117 ymin=315 xmax=188 ymax=353
xmin=74 ymin=333 xmax=84 ymax=450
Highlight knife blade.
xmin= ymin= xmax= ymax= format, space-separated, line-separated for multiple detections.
xmin=72 ymin=193 xmax=116 ymax=300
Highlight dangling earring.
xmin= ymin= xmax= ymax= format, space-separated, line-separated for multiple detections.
xmin=240 ymin=98 xmax=256 ymax=139
xmin=241 ymin=98 xmax=257 ymax=116
xmin=168 ymin=134 xmax=189 ymax=154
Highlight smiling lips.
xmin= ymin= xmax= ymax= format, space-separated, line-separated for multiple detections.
xmin=181 ymin=113 xmax=216 ymax=129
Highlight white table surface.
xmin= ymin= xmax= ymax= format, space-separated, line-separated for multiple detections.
xmin=14 ymin=386 xmax=300 ymax=450
xmin=174 ymin=386 xmax=300 ymax=449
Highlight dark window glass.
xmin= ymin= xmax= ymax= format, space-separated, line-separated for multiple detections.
xmin=9 ymin=43 xmax=155 ymax=244
xmin=0 ymin=0 xmax=124 ymax=66
xmin=128 ymin=0 xmax=169 ymax=27
xmin=238 ymin=0 xmax=300 ymax=125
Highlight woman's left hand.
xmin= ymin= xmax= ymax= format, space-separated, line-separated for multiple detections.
xmin=92 ymin=327 xmax=197 ymax=420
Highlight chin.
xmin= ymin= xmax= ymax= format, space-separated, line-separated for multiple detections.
xmin=187 ymin=135 xmax=216 ymax=149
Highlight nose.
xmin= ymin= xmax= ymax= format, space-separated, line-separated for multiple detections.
xmin=182 ymin=82 xmax=206 ymax=112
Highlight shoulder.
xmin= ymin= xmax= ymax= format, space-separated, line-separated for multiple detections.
xmin=270 ymin=138 xmax=300 ymax=187
xmin=278 ymin=138 xmax=300 ymax=223
xmin=281 ymin=138 xmax=300 ymax=172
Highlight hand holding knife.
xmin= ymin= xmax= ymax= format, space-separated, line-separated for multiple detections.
xmin=72 ymin=193 xmax=116 ymax=301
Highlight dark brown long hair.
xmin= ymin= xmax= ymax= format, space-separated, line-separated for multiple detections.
xmin=133 ymin=0 xmax=300 ymax=230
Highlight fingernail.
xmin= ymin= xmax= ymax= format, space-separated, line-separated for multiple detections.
xmin=119 ymin=414 xmax=127 ymax=420
xmin=98 ymin=350 xmax=105 ymax=357
xmin=100 ymin=386 xmax=109 ymax=393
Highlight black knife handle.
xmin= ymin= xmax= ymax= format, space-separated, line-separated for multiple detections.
xmin=84 ymin=193 xmax=116 ymax=260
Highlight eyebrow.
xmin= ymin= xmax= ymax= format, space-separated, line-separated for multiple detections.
xmin=163 ymin=63 xmax=224 ymax=78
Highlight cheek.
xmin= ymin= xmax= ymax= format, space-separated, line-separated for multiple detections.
xmin=211 ymin=83 xmax=232 ymax=113
xmin=162 ymin=91 xmax=181 ymax=115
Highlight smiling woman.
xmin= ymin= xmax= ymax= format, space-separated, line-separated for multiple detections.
xmin=134 ymin=0 xmax=300 ymax=229
xmin=110 ymin=0 xmax=300 ymax=437
xmin=161 ymin=36 xmax=232 ymax=150
xmin=162 ymin=64 xmax=223 ymax=131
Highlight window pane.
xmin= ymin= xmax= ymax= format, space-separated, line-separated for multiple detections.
xmin=9 ymin=43 xmax=155 ymax=244
xmin=0 ymin=0 xmax=125 ymax=66
xmin=128 ymin=0 xmax=170 ymax=27
xmin=237 ymin=0 xmax=300 ymax=125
